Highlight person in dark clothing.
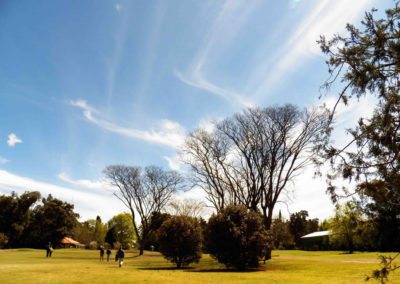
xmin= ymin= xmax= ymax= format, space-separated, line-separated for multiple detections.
xmin=106 ymin=248 xmax=112 ymax=262
xmin=115 ymin=247 xmax=125 ymax=267
xmin=46 ymin=242 xmax=53 ymax=258
xmin=99 ymin=246 xmax=105 ymax=262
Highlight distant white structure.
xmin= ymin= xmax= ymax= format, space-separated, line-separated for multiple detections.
xmin=301 ymin=230 xmax=330 ymax=239
xmin=300 ymin=231 xmax=330 ymax=250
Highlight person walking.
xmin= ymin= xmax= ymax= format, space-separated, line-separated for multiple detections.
xmin=46 ymin=242 xmax=53 ymax=258
xmin=106 ymin=248 xmax=112 ymax=262
xmin=115 ymin=247 xmax=125 ymax=268
xmin=99 ymin=246 xmax=105 ymax=262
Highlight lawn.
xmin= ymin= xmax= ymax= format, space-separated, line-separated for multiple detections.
xmin=0 ymin=249 xmax=399 ymax=284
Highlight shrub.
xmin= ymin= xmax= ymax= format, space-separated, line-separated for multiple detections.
xmin=158 ymin=215 xmax=202 ymax=268
xmin=86 ymin=240 xmax=98 ymax=250
xmin=206 ymin=205 xmax=267 ymax=269
xmin=0 ymin=232 xmax=8 ymax=248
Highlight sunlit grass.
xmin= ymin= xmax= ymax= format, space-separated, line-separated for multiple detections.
xmin=0 ymin=249 xmax=399 ymax=283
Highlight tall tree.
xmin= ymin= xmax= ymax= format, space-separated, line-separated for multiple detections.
xmin=107 ymin=213 xmax=135 ymax=249
xmin=317 ymin=1 xmax=400 ymax=201
xmin=357 ymin=179 xmax=400 ymax=251
xmin=318 ymin=2 xmax=400 ymax=279
xmin=168 ymin=199 xmax=206 ymax=218
xmin=183 ymin=105 xmax=328 ymax=259
xmin=288 ymin=210 xmax=318 ymax=247
xmin=329 ymin=202 xmax=364 ymax=254
xmin=94 ymin=216 xmax=107 ymax=245
xmin=104 ymin=165 xmax=183 ymax=255
xmin=0 ymin=191 xmax=40 ymax=247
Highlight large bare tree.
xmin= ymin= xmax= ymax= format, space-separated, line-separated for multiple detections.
xmin=168 ymin=199 xmax=206 ymax=218
xmin=103 ymin=165 xmax=183 ymax=255
xmin=183 ymin=104 xmax=329 ymax=259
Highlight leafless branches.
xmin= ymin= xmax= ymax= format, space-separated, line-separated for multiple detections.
xmin=183 ymin=105 xmax=329 ymax=231
xmin=103 ymin=165 xmax=183 ymax=255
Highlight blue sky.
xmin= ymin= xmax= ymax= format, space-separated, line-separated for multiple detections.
xmin=0 ymin=0 xmax=393 ymax=221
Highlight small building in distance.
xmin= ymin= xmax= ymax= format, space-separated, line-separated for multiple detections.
xmin=300 ymin=231 xmax=330 ymax=250
xmin=60 ymin=237 xmax=84 ymax=248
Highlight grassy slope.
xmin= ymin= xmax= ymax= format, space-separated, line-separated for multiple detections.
xmin=0 ymin=249 xmax=399 ymax=284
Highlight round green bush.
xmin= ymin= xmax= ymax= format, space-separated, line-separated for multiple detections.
xmin=158 ymin=215 xmax=202 ymax=268
xmin=206 ymin=205 xmax=267 ymax=269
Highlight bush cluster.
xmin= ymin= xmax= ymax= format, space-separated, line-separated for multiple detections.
xmin=158 ymin=215 xmax=202 ymax=268
xmin=156 ymin=205 xmax=268 ymax=269
xmin=206 ymin=205 xmax=267 ymax=269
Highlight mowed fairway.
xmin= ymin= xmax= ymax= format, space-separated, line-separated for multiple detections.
xmin=0 ymin=249 xmax=399 ymax=284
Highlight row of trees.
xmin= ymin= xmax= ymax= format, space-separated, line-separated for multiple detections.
xmin=154 ymin=205 xmax=267 ymax=269
xmin=103 ymin=105 xmax=331 ymax=260
xmin=0 ymin=191 xmax=137 ymax=250
xmin=73 ymin=213 xmax=135 ymax=249
xmin=270 ymin=210 xmax=319 ymax=250
xmin=0 ymin=192 xmax=78 ymax=248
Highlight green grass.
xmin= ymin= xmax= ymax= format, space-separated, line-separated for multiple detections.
xmin=0 ymin=249 xmax=399 ymax=283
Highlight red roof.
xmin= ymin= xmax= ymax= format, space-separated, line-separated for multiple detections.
xmin=60 ymin=237 xmax=82 ymax=245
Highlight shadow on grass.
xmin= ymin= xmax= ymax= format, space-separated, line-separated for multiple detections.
xmin=138 ymin=267 xmax=195 ymax=271
xmin=186 ymin=268 xmax=264 ymax=273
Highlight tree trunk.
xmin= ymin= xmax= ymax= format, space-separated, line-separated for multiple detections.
xmin=263 ymin=212 xmax=273 ymax=261
xmin=265 ymin=248 xmax=272 ymax=261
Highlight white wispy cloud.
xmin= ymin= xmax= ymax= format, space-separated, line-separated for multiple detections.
xmin=58 ymin=172 xmax=113 ymax=191
xmin=70 ymin=99 xmax=186 ymax=148
xmin=250 ymin=0 xmax=375 ymax=101
xmin=163 ymin=154 xmax=184 ymax=172
xmin=177 ymin=0 xmax=376 ymax=106
xmin=0 ymin=156 xmax=9 ymax=164
xmin=0 ymin=170 xmax=122 ymax=220
xmin=115 ymin=3 xmax=122 ymax=12
xmin=7 ymin=133 xmax=22 ymax=147
xmin=175 ymin=69 xmax=254 ymax=108
xmin=175 ymin=0 xmax=259 ymax=108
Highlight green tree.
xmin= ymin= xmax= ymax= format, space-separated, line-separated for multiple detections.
xmin=72 ymin=219 xmax=96 ymax=245
xmin=318 ymin=1 xmax=400 ymax=203
xmin=94 ymin=216 xmax=107 ymax=245
xmin=107 ymin=213 xmax=135 ymax=249
xmin=318 ymin=2 xmax=400 ymax=279
xmin=206 ymin=205 xmax=267 ymax=269
xmin=104 ymin=226 xmax=117 ymax=247
xmin=288 ymin=210 xmax=318 ymax=248
xmin=329 ymin=202 xmax=364 ymax=253
xmin=0 ymin=191 xmax=40 ymax=247
xmin=357 ymin=180 xmax=400 ymax=251
xmin=146 ymin=212 xmax=170 ymax=251
xmin=158 ymin=215 xmax=202 ymax=268
xmin=270 ymin=216 xmax=294 ymax=249
xmin=26 ymin=194 xmax=79 ymax=248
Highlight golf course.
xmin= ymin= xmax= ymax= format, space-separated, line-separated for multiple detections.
xmin=0 ymin=249 xmax=399 ymax=284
